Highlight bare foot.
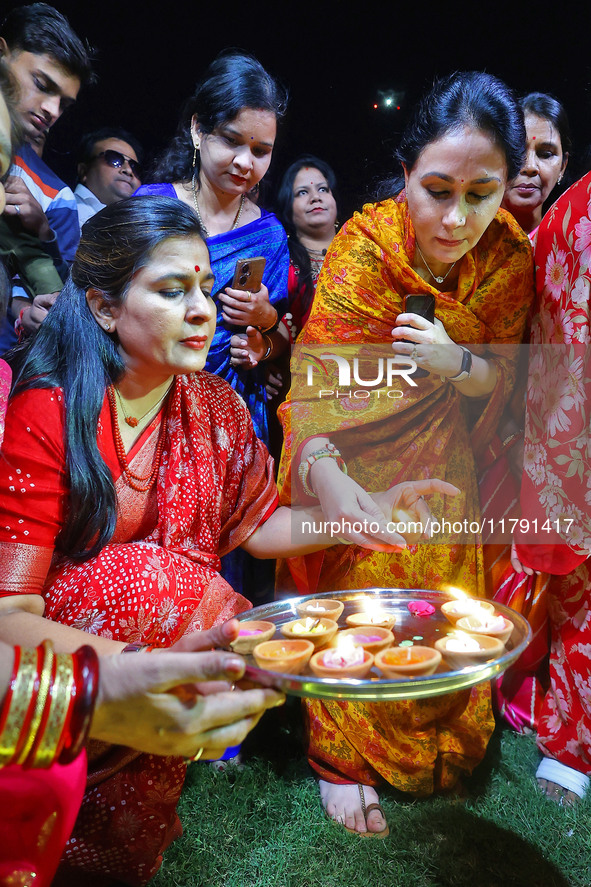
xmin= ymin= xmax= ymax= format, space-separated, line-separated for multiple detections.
xmin=319 ymin=780 xmax=387 ymax=834
xmin=537 ymin=778 xmax=580 ymax=807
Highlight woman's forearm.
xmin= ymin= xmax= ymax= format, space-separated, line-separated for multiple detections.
xmin=445 ymin=348 xmax=498 ymax=398
xmin=0 ymin=604 xmax=126 ymax=654
xmin=241 ymin=504 xmax=338 ymax=558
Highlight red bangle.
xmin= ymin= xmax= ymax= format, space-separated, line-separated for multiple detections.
xmin=59 ymin=645 xmax=99 ymax=764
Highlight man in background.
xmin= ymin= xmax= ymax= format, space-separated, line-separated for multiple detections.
xmin=75 ymin=126 xmax=143 ymax=227
xmin=0 ymin=2 xmax=94 ymax=343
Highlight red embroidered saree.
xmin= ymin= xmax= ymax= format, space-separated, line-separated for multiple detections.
xmin=0 ymin=372 xmax=277 ymax=884
xmin=277 ymin=196 xmax=534 ymax=794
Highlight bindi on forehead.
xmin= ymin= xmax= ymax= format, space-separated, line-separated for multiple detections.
xmin=194 ymin=265 xmax=200 ymax=272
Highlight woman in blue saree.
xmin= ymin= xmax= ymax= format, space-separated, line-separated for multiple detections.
xmin=136 ymin=51 xmax=289 ymax=446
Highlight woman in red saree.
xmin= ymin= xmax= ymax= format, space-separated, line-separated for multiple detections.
xmin=277 ymin=72 xmax=535 ymax=834
xmin=0 ymin=196 xmax=445 ymax=882
xmin=513 ymin=170 xmax=591 ymax=804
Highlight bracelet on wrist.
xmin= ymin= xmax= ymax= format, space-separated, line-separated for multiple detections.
xmin=446 ymin=347 xmax=473 ymax=383
xmin=60 ymin=644 xmax=99 ymax=764
xmin=298 ymin=443 xmax=348 ymax=497
xmin=0 ymin=641 xmax=100 ymax=769
xmin=257 ymin=308 xmax=279 ymax=334
xmin=261 ymin=333 xmax=273 ymax=361
xmin=121 ymin=642 xmax=155 ymax=653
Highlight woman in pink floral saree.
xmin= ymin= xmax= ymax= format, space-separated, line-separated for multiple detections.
xmin=514 ymin=170 xmax=591 ymax=804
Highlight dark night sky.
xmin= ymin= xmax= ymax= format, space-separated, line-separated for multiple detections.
xmin=6 ymin=0 xmax=591 ymax=219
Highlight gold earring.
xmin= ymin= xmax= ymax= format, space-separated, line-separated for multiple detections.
xmin=192 ymin=143 xmax=199 ymax=169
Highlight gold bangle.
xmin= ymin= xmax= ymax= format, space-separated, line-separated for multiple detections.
xmin=17 ymin=641 xmax=54 ymax=765
xmin=257 ymin=308 xmax=279 ymax=334
xmin=32 ymin=652 xmax=74 ymax=768
xmin=0 ymin=648 xmax=38 ymax=766
xmin=261 ymin=333 xmax=273 ymax=360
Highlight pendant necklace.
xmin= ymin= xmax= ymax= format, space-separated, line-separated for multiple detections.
xmin=112 ymin=384 xmax=172 ymax=428
xmin=415 ymin=241 xmax=457 ymax=285
xmin=192 ymin=175 xmax=245 ymax=238
xmin=107 ymin=386 xmax=169 ymax=492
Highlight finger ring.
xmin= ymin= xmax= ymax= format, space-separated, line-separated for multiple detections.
xmin=14 ymin=205 xmax=20 ymax=214
xmin=411 ymin=346 xmax=418 ymax=361
xmin=246 ymin=291 xmax=252 ymax=302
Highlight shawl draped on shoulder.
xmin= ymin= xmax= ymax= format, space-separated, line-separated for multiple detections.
xmin=277 ymin=196 xmax=534 ymax=597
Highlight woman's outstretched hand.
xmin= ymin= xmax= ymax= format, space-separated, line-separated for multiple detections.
xmin=91 ymin=620 xmax=284 ymax=759
xmin=372 ymin=478 xmax=461 ymax=542
xmin=309 ymin=451 xmax=460 ymax=551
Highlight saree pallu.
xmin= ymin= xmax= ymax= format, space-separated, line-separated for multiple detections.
xmin=0 ymin=373 xmax=277 ymax=885
xmin=513 ymin=172 xmax=591 ymax=774
xmin=277 ymin=196 xmax=534 ymax=792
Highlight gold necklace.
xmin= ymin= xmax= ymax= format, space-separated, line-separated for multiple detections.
xmin=191 ymin=174 xmax=246 ymax=238
xmin=415 ymin=241 xmax=457 ymax=285
xmin=113 ymin=384 xmax=172 ymax=428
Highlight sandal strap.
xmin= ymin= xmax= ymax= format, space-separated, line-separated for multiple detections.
xmin=365 ymin=802 xmax=387 ymax=818
xmin=536 ymin=757 xmax=590 ymax=798
xmin=357 ymin=783 xmax=366 ymax=817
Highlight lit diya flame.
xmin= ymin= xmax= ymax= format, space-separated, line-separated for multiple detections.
xmin=443 ymin=630 xmax=483 ymax=653
xmin=441 ymin=586 xmax=496 ymax=619
xmin=322 ymin=634 xmax=364 ymax=668
xmin=362 ymin=598 xmax=391 ymax=625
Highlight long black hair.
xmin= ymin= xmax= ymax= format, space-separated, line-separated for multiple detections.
xmin=10 ymin=196 xmax=204 ymax=561
xmin=151 ymin=50 xmax=287 ymax=185
xmin=275 ymin=154 xmax=338 ymax=311
xmin=378 ymin=71 xmax=526 ymax=198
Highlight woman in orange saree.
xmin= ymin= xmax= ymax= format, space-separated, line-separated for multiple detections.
xmin=277 ymin=72 xmax=535 ymax=834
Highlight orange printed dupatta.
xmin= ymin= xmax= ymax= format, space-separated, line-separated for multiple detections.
xmin=277 ymin=196 xmax=534 ymax=597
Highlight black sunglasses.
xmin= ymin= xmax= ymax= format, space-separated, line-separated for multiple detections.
xmin=92 ymin=149 xmax=141 ymax=178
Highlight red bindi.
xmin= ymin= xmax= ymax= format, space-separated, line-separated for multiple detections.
xmin=194 ymin=265 xmax=200 ymax=272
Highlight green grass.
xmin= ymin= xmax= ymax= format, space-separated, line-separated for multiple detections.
xmin=151 ymin=701 xmax=591 ymax=887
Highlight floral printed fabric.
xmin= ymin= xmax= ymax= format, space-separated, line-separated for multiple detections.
xmin=514 ymin=172 xmax=591 ymax=775
xmin=277 ymin=197 xmax=533 ymax=792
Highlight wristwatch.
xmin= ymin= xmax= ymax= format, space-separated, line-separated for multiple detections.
xmin=448 ymin=347 xmax=473 ymax=383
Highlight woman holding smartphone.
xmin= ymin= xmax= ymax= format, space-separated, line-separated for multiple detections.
xmin=136 ymin=50 xmax=289 ymax=446
xmin=277 ymin=72 xmax=535 ymax=835
xmin=137 ymin=51 xmax=289 ymax=599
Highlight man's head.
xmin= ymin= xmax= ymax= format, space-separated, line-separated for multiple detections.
xmin=77 ymin=128 xmax=143 ymax=205
xmin=0 ymin=3 xmax=94 ymax=148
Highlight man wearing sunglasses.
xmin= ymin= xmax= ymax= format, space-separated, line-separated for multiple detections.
xmin=75 ymin=127 xmax=143 ymax=227
xmin=0 ymin=3 xmax=94 ymax=346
